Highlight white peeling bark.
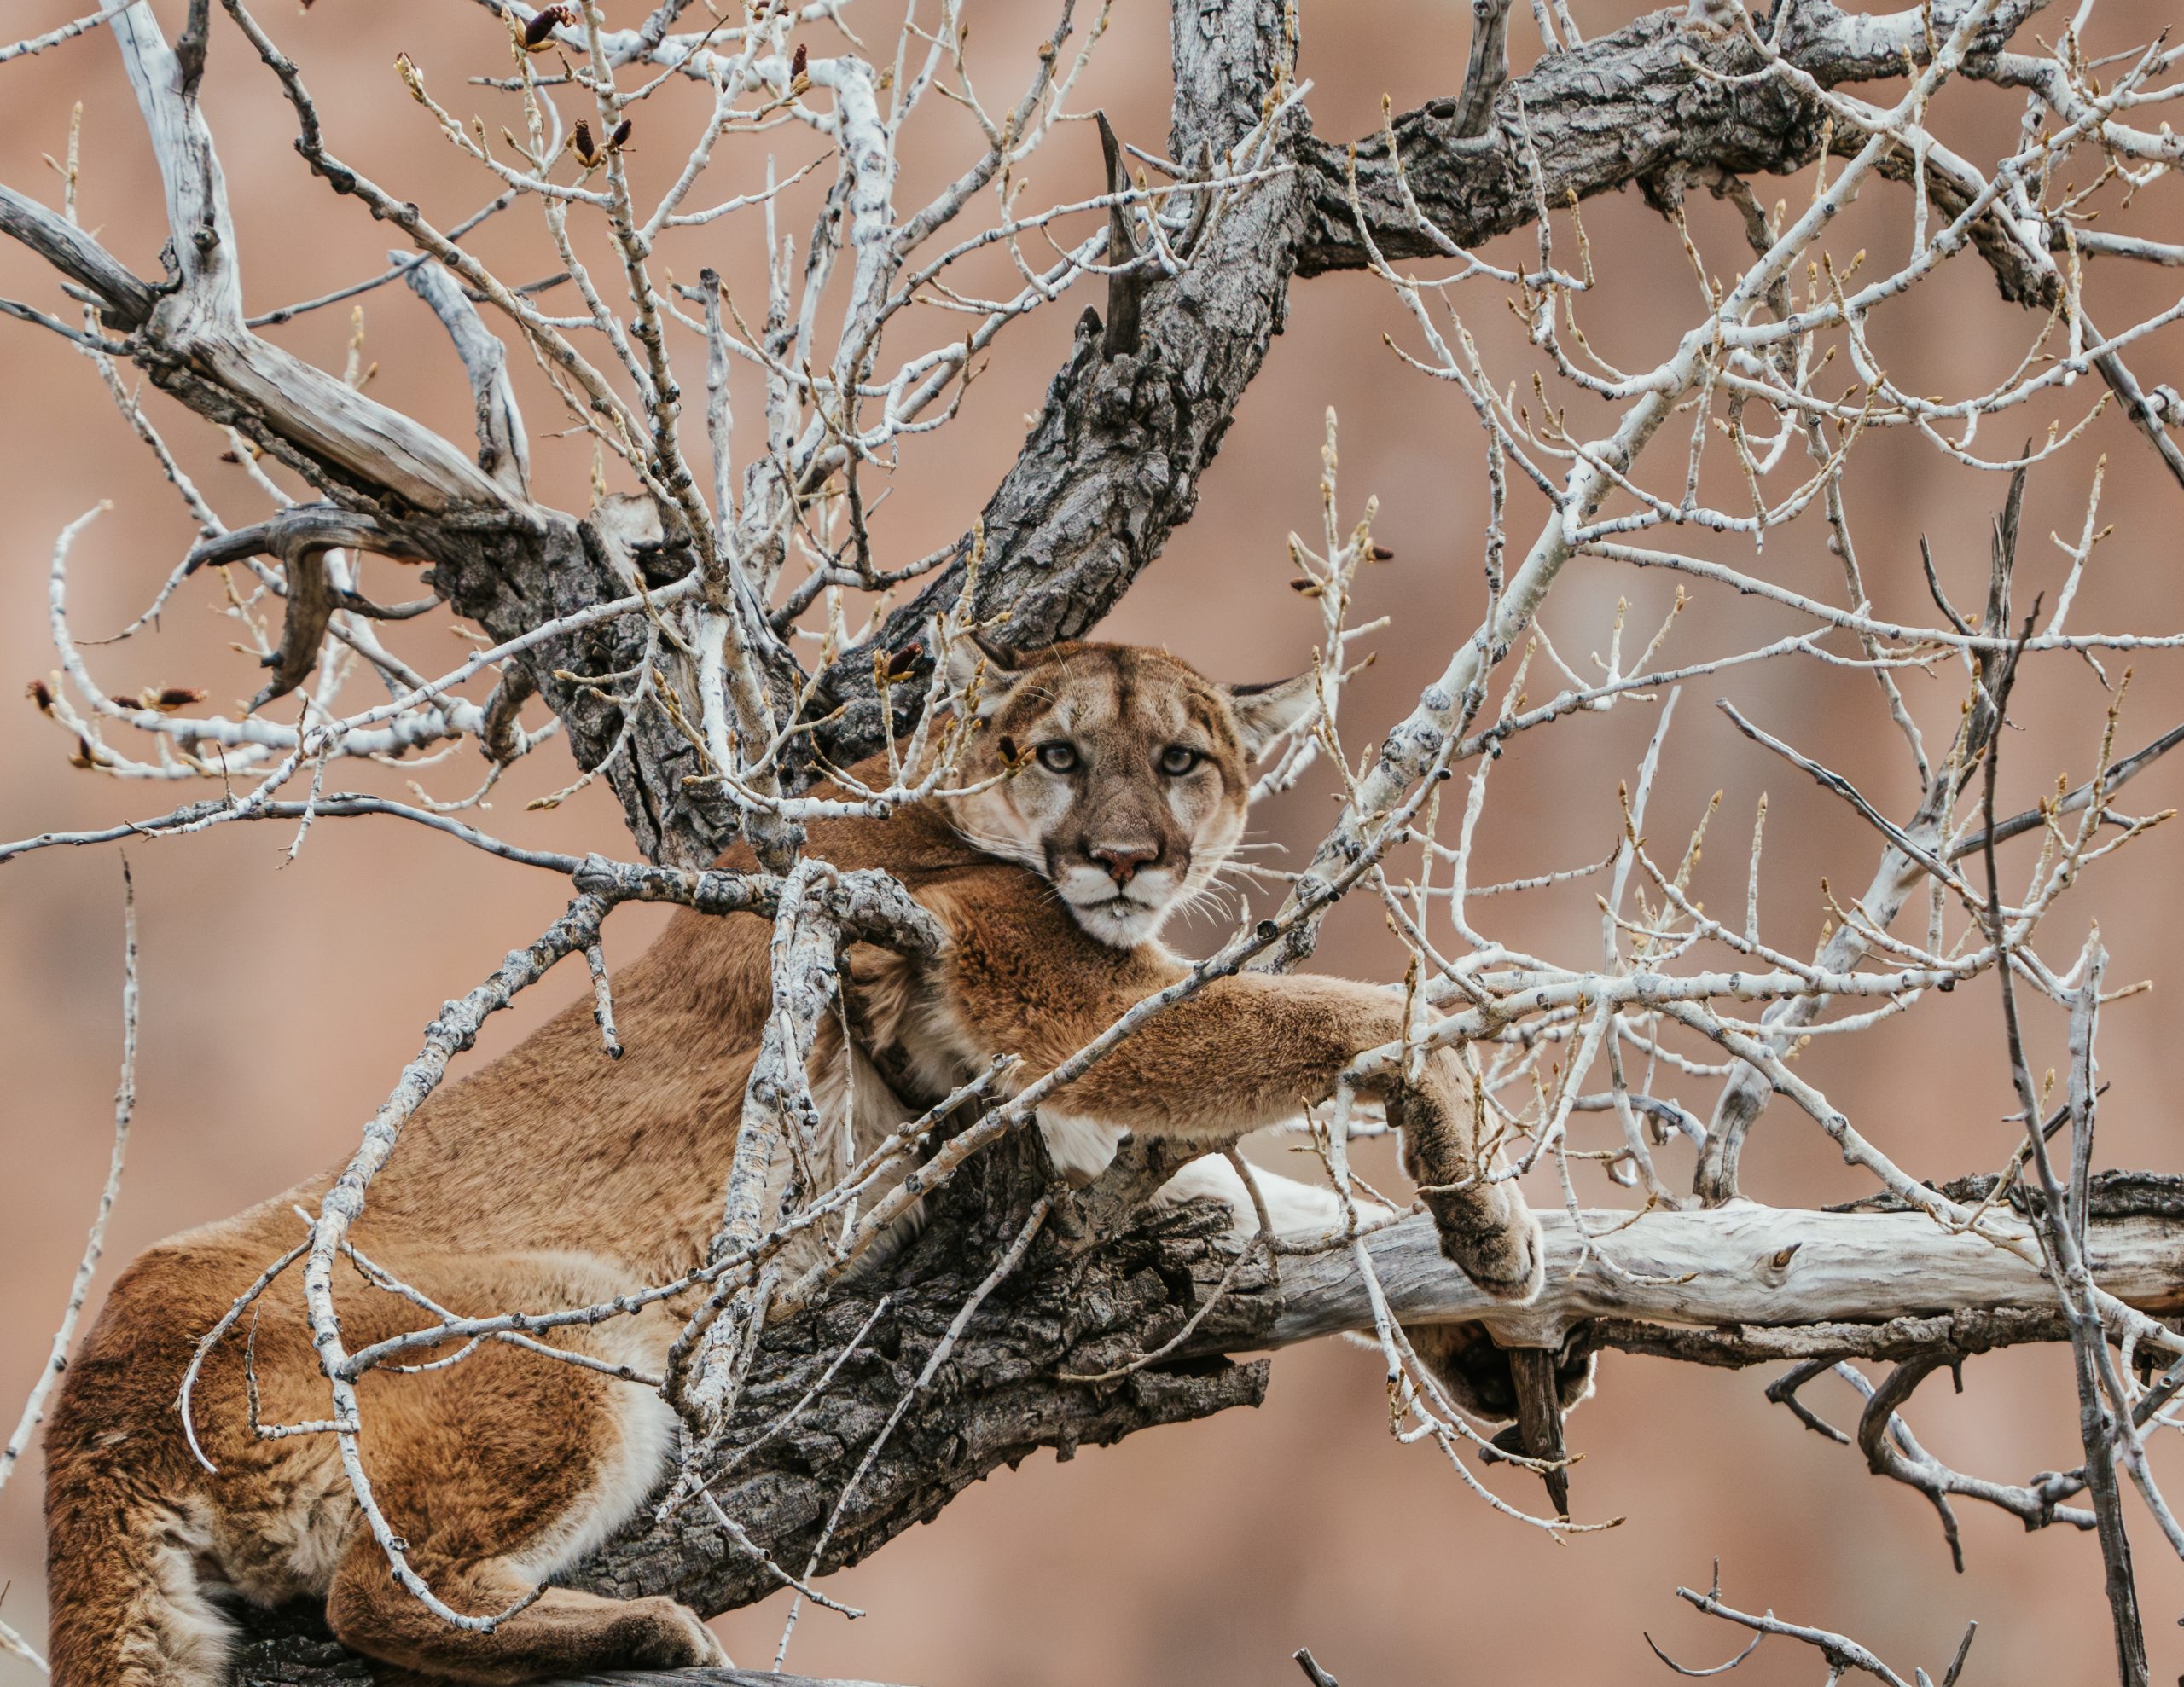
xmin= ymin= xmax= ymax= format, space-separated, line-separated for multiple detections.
xmin=1270 ymin=1206 xmax=2184 ymax=1350
xmin=399 ymin=252 xmax=532 ymax=500
xmin=108 ymin=1 xmax=514 ymax=513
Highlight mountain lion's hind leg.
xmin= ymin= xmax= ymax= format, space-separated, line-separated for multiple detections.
xmin=315 ymin=1260 xmax=723 ymax=1684
xmin=325 ymin=1543 xmax=725 ymax=1685
xmin=1407 ymin=1322 xmax=1596 ymax=1423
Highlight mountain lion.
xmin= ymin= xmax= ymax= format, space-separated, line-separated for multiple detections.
xmin=45 ymin=639 xmax=1553 ymax=1685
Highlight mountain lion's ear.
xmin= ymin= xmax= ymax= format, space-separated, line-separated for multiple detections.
xmin=944 ymin=631 xmax=1026 ymax=717
xmin=1226 ymin=670 xmax=1319 ymax=758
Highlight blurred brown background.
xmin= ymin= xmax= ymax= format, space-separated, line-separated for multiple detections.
xmin=4 ymin=0 xmax=2183 ymax=1680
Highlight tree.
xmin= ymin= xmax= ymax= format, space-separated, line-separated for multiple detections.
xmin=3 ymin=0 xmax=2183 ymax=1680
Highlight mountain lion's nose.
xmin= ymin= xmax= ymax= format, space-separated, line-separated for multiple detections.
xmin=1089 ymin=843 xmax=1159 ymax=885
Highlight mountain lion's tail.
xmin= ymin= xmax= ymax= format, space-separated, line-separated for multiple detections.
xmin=43 ymin=1249 xmax=237 ymax=1687
xmin=44 ymin=1458 xmax=234 ymax=1687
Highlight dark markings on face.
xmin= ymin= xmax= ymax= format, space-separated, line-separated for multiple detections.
xmin=950 ymin=643 xmax=1264 ymax=947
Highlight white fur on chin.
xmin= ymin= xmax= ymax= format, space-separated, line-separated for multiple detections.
xmin=1056 ymin=864 xmax=1181 ymax=948
xmin=1062 ymin=891 xmax=1170 ymax=948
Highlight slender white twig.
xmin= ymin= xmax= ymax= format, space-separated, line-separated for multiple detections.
xmin=1 ymin=860 xmax=136 ymax=1498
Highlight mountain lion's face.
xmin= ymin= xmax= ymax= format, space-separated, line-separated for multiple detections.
xmin=942 ymin=641 xmax=1315 ymax=948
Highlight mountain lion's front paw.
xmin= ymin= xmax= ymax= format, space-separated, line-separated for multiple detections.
xmin=1390 ymin=1065 xmax=1548 ymax=1302
xmin=1420 ymin=1181 xmax=1546 ymax=1304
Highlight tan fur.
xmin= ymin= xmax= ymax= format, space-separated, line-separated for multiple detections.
xmin=44 ymin=641 xmax=1543 ymax=1684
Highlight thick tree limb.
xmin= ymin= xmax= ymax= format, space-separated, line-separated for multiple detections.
xmin=242 ymin=1157 xmax=2184 ymax=1684
xmin=567 ymin=1151 xmax=1275 ymax=1621
xmin=0 ymin=183 xmax=154 ymax=326
xmin=1267 ymin=1202 xmax=2184 ymax=1350
xmin=1292 ymin=0 xmax=2045 ymax=276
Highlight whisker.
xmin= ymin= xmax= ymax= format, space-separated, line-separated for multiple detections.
xmin=1213 ymin=866 xmax=1287 ymax=888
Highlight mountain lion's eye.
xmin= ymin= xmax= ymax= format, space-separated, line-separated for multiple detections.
xmin=1036 ymin=742 xmax=1080 ymax=774
xmin=1158 ymin=745 xmax=1202 ymax=776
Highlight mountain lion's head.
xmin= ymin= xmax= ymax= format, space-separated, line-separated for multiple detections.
xmin=942 ymin=640 xmax=1316 ymax=948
